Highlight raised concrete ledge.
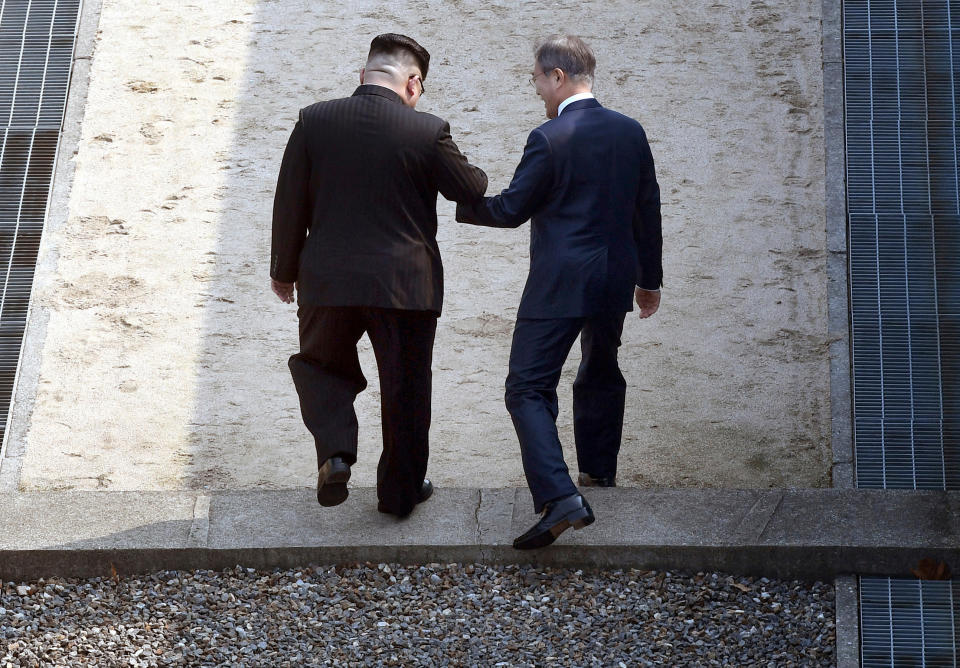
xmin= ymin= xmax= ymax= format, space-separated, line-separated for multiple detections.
xmin=1 ymin=488 xmax=957 ymax=581
xmin=822 ymin=0 xmax=854 ymax=489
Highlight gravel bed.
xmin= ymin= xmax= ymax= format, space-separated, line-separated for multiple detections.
xmin=1 ymin=564 xmax=835 ymax=666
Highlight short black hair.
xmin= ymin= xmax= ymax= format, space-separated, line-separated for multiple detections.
xmin=368 ymin=33 xmax=430 ymax=80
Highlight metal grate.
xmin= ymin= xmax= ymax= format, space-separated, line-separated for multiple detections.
xmin=845 ymin=1 xmax=960 ymax=666
xmin=845 ymin=0 xmax=960 ymax=490
xmin=0 ymin=0 xmax=81 ymax=449
xmin=861 ymin=578 xmax=959 ymax=667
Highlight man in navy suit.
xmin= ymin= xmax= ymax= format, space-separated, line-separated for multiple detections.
xmin=456 ymin=35 xmax=662 ymax=549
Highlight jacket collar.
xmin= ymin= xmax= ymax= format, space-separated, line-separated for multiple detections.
xmin=352 ymin=84 xmax=404 ymax=104
xmin=559 ymin=97 xmax=602 ymax=115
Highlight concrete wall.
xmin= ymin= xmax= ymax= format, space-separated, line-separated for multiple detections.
xmin=7 ymin=0 xmax=832 ymax=492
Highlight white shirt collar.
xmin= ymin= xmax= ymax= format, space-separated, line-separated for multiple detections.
xmin=558 ymin=92 xmax=595 ymax=116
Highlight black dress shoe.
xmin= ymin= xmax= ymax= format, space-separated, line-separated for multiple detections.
xmin=417 ymin=478 xmax=434 ymax=504
xmin=513 ymin=493 xmax=595 ymax=550
xmin=316 ymin=456 xmax=351 ymax=507
xmin=378 ymin=479 xmax=433 ymax=516
xmin=577 ymin=472 xmax=616 ymax=487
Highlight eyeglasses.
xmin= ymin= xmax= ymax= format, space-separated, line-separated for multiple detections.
xmin=410 ymin=74 xmax=425 ymax=95
xmin=529 ymin=69 xmax=557 ymax=86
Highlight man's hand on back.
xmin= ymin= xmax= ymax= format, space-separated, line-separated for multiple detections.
xmin=635 ymin=287 xmax=660 ymax=318
xmin=272 ymin=279 xmax=296 ymax=304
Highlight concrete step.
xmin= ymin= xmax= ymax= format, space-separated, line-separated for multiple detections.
xmin=1 ymin=487 xmax=957 ymax=581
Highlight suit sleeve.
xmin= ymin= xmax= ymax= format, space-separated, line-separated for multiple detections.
xmin=633 ymin=130 xmax=663 ymax=290
xmin=455 ymin=128 xmax=553 ymax=229
xmin=270 ymin=116 xmax=311 ymax=283
xmin=434 ymin=122 xmax=488 ymax=203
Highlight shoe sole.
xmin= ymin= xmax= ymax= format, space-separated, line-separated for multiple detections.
xmin=515 ymin=507 xmax=595 ymax=550
xmin=317 ymin=467 xmax=351 ymax=507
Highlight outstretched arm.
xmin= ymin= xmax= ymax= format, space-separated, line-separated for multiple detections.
xmin=435 ymin=122 xmax=488 ymax=203
xmin=456 ymin=128 xmax=553 ymax=229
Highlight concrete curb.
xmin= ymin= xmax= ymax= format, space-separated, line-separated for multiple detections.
xmin=835 ymin=575 xmax=861 ymax=668
xmin=822 ymin=0 xmax=854 ymax=490
xmin=1 ymin=488 xmax=957 ymax=582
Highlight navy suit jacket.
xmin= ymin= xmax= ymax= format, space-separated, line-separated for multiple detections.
xmin=456 ymin=98 xmax=661 ymax=318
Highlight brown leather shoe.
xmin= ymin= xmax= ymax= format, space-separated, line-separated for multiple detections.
xmin=316 ymin=456 xmax=351 ymax=507
xmin=577 ymin=472 xmax=616 ymax=487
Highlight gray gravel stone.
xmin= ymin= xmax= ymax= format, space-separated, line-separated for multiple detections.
xmin=0 ymin=564 xmax=834 ymax=666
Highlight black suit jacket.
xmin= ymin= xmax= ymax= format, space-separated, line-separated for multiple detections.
xmin=271 ymin=85 xmax=488 ymax=314
xmin=456 ymin=98 xmax=661 ymax=318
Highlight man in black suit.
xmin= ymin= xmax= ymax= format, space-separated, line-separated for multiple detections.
xmin=271 ymin=34 xmax=487 ymax=517
xmin=457 ymin=35 xmax=662 ymax=549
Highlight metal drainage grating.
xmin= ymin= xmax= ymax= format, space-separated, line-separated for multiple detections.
xmin=861 ymin=578 xmax=959 ymax=667
xmin=844 ymin=0 xmax=960 ymax=490
xmin=0 ymin=0 xmax=81 ymax=451
xmin=844 ymin=0 xmax=960 ymax=666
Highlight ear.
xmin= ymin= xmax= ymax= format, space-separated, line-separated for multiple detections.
xmin=406 ymin=75 xmax=419 ymax=97
xmin=359 ymin=67 xmax=365 ymax=84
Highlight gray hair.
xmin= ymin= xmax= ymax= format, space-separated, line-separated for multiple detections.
xmin=534 ymin=35 xmax=596 ymax=83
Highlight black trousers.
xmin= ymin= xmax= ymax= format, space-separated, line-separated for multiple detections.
xmin=505 ymin=312 xmax=627 ymax=513
xmin=288 ymin=304 xmax=437 ymax=515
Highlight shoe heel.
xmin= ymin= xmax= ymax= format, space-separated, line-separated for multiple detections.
xmin=571 ymin=509 xmax=595 ymax=530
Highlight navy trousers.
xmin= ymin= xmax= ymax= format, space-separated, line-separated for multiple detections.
xmin=505 ymin=312 xmax=628 ymax=512
xmin=288 ymin=304 xmax=437 ymax=515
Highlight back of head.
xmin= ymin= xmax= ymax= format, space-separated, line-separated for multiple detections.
xmin=367 ymin=33 xmax=431 ymax=81
xmin=534 ymin=35 xmax=596 ymax=83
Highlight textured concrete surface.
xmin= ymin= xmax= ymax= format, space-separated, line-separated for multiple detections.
xmin=1 ymin=488 xmax=957 ymax=581
xmin=822 ymin=0 xmax=854 ymax=489
xmin=834 ymin=575 xmax=861 ymax=668
xmin=823 ymin=1 xmax=860 ymax=661
xmin=8 ymin=0 xmax=833 ymax=494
